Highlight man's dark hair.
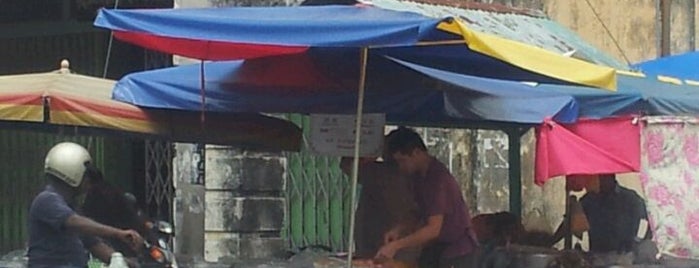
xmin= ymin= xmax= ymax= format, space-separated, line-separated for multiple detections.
xmin=599 ymin=174 xmax=617 ymax=182
xmin=386 ymin=127 xmax=427 ymax=155
xmin=46 ymin=173 xmax=71 ymax=188
xmin=83 ymin=163 xmax=103 ymax=184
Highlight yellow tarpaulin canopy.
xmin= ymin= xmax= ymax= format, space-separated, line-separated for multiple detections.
xmin=438 ymin=19 xmax=617 ymax=91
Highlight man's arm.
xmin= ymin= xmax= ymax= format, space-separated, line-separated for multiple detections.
xmin=549 ymin=198 xmax=588 ymax=247
xmin=66 ymin=214 xmax=123 ymax=238
xmin=395 ymin=214 xmax=443 ymax=248
xmin=65 ymin=214 xmax=143 ymax=249
xmin=376 ymin=215 xmax=443 ymax=259
xmin=549 ymin=219 xmax=584 ymax=247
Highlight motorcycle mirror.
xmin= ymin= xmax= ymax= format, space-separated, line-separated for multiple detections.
xmin=123 ymin=192 xmax=137 ymax=205
xmin=157 ymin=221 xmax=173 ymax=234
xmin=158 ymin=238 xmax=168 ymax=249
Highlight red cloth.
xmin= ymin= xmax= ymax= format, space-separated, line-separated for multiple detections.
xmin=114 ymin=31 xmax=308 ymax=60
xmin=535 ymin=117 xmax=640 ymax=185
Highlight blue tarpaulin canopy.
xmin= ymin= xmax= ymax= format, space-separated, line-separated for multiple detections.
xmin=114 ymin=53 xmax=584 ymax=125
xmin=95 ymin=5 xmax=616 ymax=89
xmin=113 ymin=55 xmax=699 ymax=125
xmin=633 ymin=51 xmax=699 ymax=81
xmin=408 ymin=63 xmax=699 ymax=119
xmin=94 ymin=5 xmax=452 ymax=59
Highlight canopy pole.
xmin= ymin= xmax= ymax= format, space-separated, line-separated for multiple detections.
xmin=564 ymin=192 xmax=574 ymax=250
xmin=507 ymin=127 xmax=527 ymax=218
xmin=200 ymin=61 xmax=207 ymax=128
xmin=347 ymin=47 xmax=369 ymax=268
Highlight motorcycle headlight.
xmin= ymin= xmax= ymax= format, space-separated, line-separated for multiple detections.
xmin=149 ymin=247 xmax=165 ymax=263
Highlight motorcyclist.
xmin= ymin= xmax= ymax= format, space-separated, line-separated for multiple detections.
xmin=122 ymin=192 xmax=154 ymax=234
xmin=27 ymin=142 xmax=143 ymax=268
xmin=82 ymin=167 xmax=149 ymax=259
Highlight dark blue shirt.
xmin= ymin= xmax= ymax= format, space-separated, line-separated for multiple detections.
xmin=27 ymin=185 xmax=97 ymax=268
xmin=580 ymin=185 xmax=647 ymax=253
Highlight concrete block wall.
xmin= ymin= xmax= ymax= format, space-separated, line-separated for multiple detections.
xmin=203 ymin=147 xmax=287 ymax=263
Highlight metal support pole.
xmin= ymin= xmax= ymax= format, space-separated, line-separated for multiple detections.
xmin=564 ymin=193 xmax=574 ymax=250
xmin=347 ymin=47 xmax=369 ymax=268
xmin=507 ymin=127 xmax=526 ymax=218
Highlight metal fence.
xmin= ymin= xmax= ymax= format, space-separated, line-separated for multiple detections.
xmin=0 ymin=129 xmax=105 ymax=254
xmin=284 ymin=114 xmax=353 ymax=252
xmin=144 ymin=140 xmax=174 ymax=222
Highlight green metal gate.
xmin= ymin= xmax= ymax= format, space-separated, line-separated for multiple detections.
xmin=0 ymin=129 xmax=106 ymax=254
xmin=284 ymin=115 xmax=353 ymax=252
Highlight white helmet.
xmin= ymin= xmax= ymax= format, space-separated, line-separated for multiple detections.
xmin=44 ymin=142 xmax=92 ymax=187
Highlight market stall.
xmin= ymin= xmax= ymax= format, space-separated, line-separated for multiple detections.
xmin=93 ymin=4 xmax=666 ymax=267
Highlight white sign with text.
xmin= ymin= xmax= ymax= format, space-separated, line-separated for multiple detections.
xmin=309 ymin=114 xmax=385 ymax=157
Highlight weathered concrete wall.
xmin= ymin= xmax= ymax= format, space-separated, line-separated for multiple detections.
xmin=543 ymin=0 xmax=696 ymax=62
xmin=472 ymin=0 xmax=697 ymax=62
xmin=542 ymin=0 xmax=658 ymax=64
xmin=424 ymin=127 xmax=565 ymax=234
xmin=420 ymin=128 xmax=512 ymax=216
xmin=467 ymin=0 xmax=544 ymax=10
xmin=203 ymin=147 xmax=287 ymax=263
xmin=520 ymin=130 xmax=565 ymax=233
xmin=172 ymin=144 xmax=288 ymax=264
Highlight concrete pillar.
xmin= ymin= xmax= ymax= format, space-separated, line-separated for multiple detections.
xmin=172 ymin=143 xmax=206 ymax=263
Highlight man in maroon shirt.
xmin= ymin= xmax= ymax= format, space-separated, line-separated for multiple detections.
xmin=376 ymin=127 xmax=478 ymax=268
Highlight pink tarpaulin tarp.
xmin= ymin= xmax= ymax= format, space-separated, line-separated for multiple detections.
xmin=535 ymin=116 xmax=640 ymax=185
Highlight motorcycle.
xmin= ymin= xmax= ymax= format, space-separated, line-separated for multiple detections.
xmin=122 ymin=193 xmax=177 ymax=268
xmin=140 ymin=220 xmax=178 ymax=268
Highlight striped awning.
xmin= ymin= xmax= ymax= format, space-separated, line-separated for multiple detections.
xmin=0 ymin=64 xmax=301 ymax=151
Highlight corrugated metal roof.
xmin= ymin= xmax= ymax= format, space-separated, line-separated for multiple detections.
xmin=371 ymin=0 xmax=629 ymax=70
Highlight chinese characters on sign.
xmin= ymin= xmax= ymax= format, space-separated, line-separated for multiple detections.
xmin=309 ymin=114 xmax=386 ymax=157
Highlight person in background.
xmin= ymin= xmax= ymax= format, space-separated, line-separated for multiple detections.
xmin=581 ymin=175 xmax=650 ymax=253
xmin=27 ymin=142 xmax=143 ymax=268
xmin=82 ymin=167 xmax=149 ymax=259
xmin=340 ymin=134 xmax=421 ymax=264
xmin=376 ymin=127 xmax=478 ymax=268
xmin=550 ymin=174 xmax=651 ymax=262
